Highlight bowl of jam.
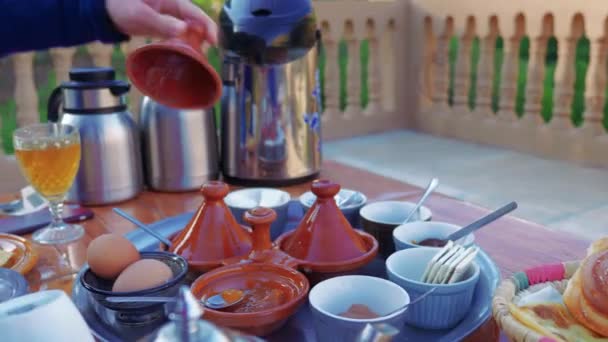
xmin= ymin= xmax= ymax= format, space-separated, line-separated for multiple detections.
xmin=392 ymin=221 xmax=475 ymax=251
xmin=308 ymin=275 xmax=409 ymax=341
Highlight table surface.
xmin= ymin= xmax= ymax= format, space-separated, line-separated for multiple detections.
xmin=1 ymin=160 xmax=591 ymax=341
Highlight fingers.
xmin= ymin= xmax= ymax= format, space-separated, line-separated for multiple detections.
xmin=136 ymin=2 xmax=188 ymax=38
xmin=145 ymin=0 xmax=218 ymax=44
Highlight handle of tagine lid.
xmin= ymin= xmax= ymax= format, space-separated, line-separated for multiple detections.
xmin=180 ymin=19 xmax=206 ymax=50
xmin=311 ymin=179 xmax=341 ymax=198
xmin=200 ymin=181 xmax=229 ymax=201
xmin=244 ymin=207 xmax=276 ymax=252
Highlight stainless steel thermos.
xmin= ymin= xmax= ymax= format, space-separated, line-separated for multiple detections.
xmin=47 ymin=67 xmax=143 ymax=205
xmin=140 ymin=97 xmax=219 ymax=192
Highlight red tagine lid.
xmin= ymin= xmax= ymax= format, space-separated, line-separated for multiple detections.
xmin=280 ymin=179 xmax=368 ymax=263
xmin=169 ymin=181 xmax=252 ymax=271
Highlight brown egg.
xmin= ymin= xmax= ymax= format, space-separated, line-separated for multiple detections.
xmin=87 ymin=234 xmax=140 ymax=279
xmin=112 ymin=259 xmax=173 ymax=292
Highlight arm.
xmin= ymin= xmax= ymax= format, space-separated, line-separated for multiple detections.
xmin=0 ymin=0 xmax=128 ymax=56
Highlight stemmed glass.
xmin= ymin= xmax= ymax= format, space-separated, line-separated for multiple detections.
xmin=13 ymin=123 xmax=84 ymax=245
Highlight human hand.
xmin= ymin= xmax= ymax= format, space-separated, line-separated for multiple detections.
xmin=106 ymin=0 xmax=218 ymax=44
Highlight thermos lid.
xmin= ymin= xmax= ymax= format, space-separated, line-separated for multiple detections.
xmin=219 ymin=0 xmax=317 ymax=65
xmin=61 ymin=67 xmax=130 ymax=92
xmin=69 ymin=67 xmax=116 ymax=83
xmin=222 ymin=0 xmax=312 ymax=25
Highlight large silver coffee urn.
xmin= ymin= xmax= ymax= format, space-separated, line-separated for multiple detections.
xmin=219 ymin=0 xmax=322 ymax=186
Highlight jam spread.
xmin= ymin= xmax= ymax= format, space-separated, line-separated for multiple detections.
xmin=414 ymin=238 xmax=448 ymax=247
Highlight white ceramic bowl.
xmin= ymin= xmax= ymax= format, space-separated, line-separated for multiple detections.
xmin=360 ymin=201 xmax=432 ymax=258
xmin=224 ymin=188 xmax=291 ymax=240
xmin=299 ymin=188 xmax=367 ymax=228
xmin=359 ymin=201 xmax=432 ymax=226
xmin=386 ymin=247 xmax=480 ymax=330
xmin=309 ymin=275 xmax=410 ymax=342
xmin=393 ymin=221 xmax=475 ymax=250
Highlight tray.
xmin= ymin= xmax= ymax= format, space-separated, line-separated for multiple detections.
xmin=72 ymin=202 xmax=500 ymax=341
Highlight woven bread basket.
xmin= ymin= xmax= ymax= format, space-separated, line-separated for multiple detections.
xmin=492 ymin=261 xmax=581 ymax=342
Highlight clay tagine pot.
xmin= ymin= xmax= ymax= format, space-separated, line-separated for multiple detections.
xmin=190 ymin=207 xmax=309 ymax=336
xmin=126 ymin=20 xmax=222 ymax=109
xmin=275 ymin=179 xmax=379 ymax=277
xmin=223 ymin=207 xmax=298 ymax=268
xmin=168 ymin=181 xmax=252 ymax=272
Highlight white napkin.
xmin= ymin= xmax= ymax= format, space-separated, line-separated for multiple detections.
xmin=0 ymin=290 xmax=93 ymax=342
xmin=517 ymin=285 xmax=565 ymax=307
xmin=3 ymin=186 xmax=48 ymax=216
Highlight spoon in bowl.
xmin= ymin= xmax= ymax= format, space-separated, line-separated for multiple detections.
xmin=445 ymin=201 xmax=518 ymax=243
xmin=113 ymin=208 xmax=172 ymax=248
xmin=381 ymin=287 xmax=437 ymax=317
xmin=336 ymin=191 xmax=357 ymax=208
xmin=403 ymin=178 xmax=439 ymax=224
xmin=106 ymin=288 xmax=247 ymax=310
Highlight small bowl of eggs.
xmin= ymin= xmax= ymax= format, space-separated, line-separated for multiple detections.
xmin=80 ymin=234 xmax=188 ymax=326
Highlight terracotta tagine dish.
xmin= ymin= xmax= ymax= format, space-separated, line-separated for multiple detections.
xmin=190 ymin=207 xmax=309 ymax=336
xmin=167 ymin=181 xmax=253 ymax=273
xmin=275 ymin=179 xmax=378 ymax=283
xmin=126 ymin=20 xmax=222 ymax=109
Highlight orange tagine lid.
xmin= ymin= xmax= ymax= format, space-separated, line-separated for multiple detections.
xmin=280 ymin=179 xmax=368 ymax=263
xmin=169 ymin=181 xmax=252 ymax=271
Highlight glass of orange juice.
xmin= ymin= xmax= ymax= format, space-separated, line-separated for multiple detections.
xmin=13 ymin=123 xmax=83 ymax=245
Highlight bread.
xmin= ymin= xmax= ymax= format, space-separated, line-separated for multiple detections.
xmin=588 ymin=237 xmax=608 ymax=255
xmin=563 ymin=239 xmax=608 ymax=337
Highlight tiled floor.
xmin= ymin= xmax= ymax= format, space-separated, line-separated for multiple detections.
xmin=324 ymin=130 xmax=608 ymax=242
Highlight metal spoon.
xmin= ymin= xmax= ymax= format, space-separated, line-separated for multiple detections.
xmin=446 ymin=201 xmax=518 ymax=242
xmin=336 ymin=191 xmax=357 ymax=208
xmin=106 ymin=289 xmax=247 ymax=310
xmin=382 ymin=287 xmax=437 ymax=317
xmin=112 ymin=208 xmax=172 ymax=248
xmin=403 ymin=178 xmax=439 ymax=224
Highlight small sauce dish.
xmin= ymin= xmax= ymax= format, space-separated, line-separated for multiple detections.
xmin=393 ymin=221 xmax=475 ymax=251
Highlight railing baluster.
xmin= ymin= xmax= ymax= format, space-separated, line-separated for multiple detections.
xmin=579 ymin=36 xmax=608 ymax=165
xmin=365 ymin=18 xmax=381 ymax=115
xmin=523 ymin=36 xmax=548 ymax=124
xmin=550 ymin=37 xmax=578 ymax=129
xmin=343 ymin=20 xmax=361 ymax=116
xmin=452 ymin=17 xmax=475 ymax=112
xmin=13 ymin=53 xmax=38 ymax=127
xmin=381 ymin=19 xmax=396 ymax=112
xmin=475 ymin=17 xmax=498 ymax=117
xmin=496 ymin=16 xmax=524 ymax=122
xmin=431 ymin=18 xmax=452 ymax=110
xmin=581 ymin=38 xmax=606 ymax=130
xmin=49 ymin=48 xmax=76 ymax=84
xmin=87 ymin=42 xmax=114 ymax=67
xmin=321 ymin=21 xmax=340 ymax=119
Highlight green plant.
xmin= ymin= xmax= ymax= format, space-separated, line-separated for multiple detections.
xmin=0 ymin=100 xmax=17 ymax=154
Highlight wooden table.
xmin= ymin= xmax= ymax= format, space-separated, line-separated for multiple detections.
xmin=1 ymin=161 xmax=590 ymax=341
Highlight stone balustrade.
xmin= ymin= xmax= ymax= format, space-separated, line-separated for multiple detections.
xmin=412 ymin=0 xmax=608 ymax=167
